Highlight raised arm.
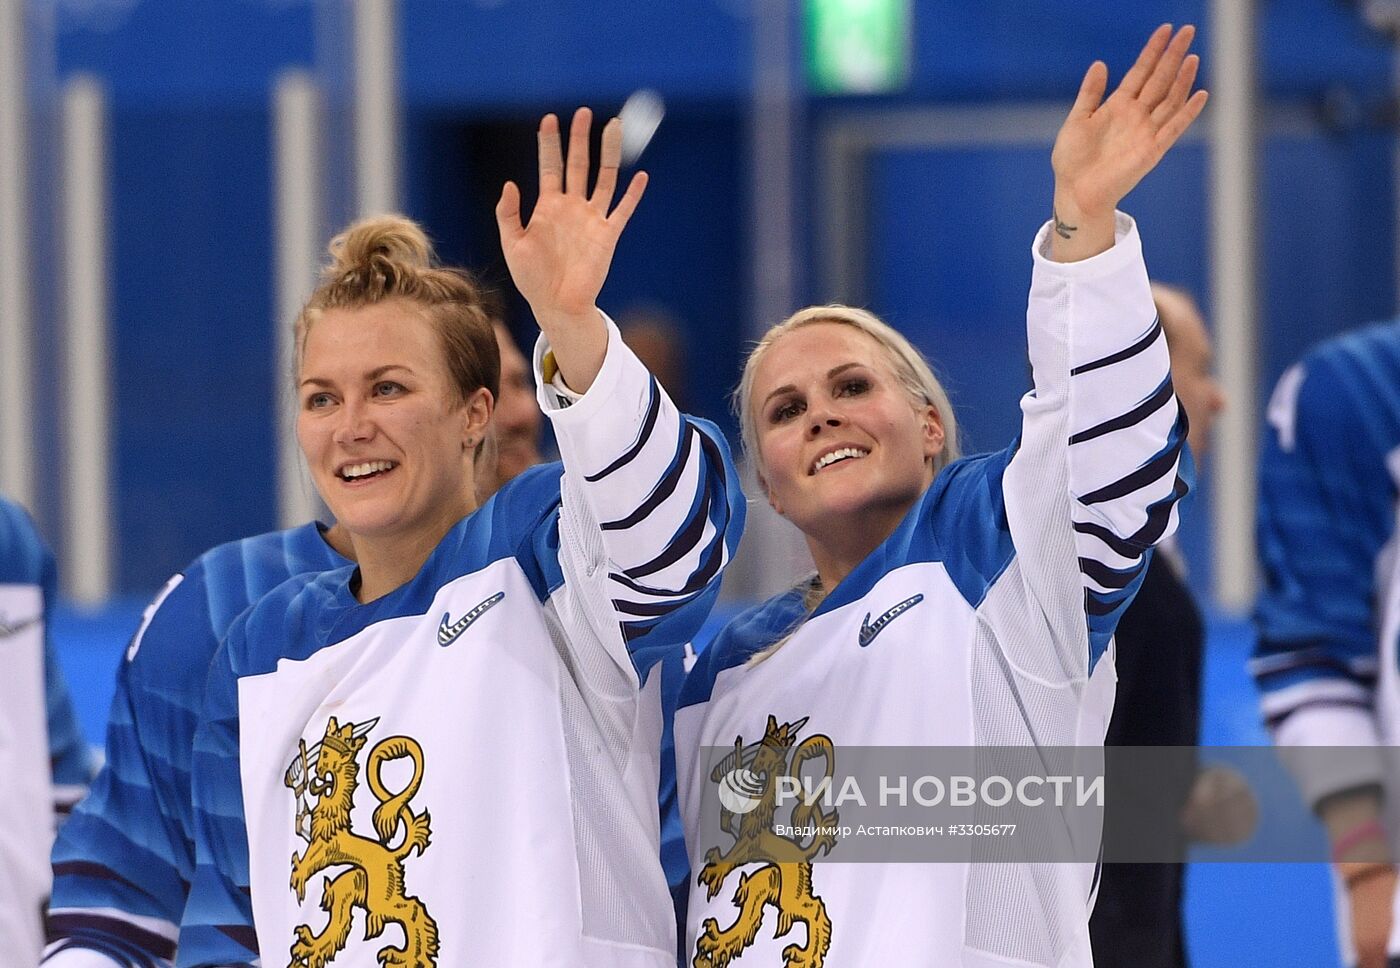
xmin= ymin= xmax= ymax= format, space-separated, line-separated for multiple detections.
xmin=1048 ymin=23 xmax=1207 ymax=263
xmin=496 ymin=108 xmax=744 ymax=656
xmin=496 ymin=107 xmax=646 ymax=392
xmin=1003 ymin=26 xmax=1204 ymax=680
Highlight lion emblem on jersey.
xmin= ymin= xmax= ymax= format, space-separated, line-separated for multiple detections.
xmin=282 ymin=716 xmax=438 ymax=968
xmin=694 ymin=715 xmax=839 ymax=968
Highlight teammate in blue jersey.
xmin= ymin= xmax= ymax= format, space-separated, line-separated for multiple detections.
xmin=44 ymin=321 xmax=543 ymax=968
xmin=43 ymin=523 xmax=352 ymax=967
xmin=0 ymin=496 xmax=95 ymax=964
xmin=672 ymin=26 xmax=1201 ymax=967
xmin=178 ymin=108 xmax=742 ymax=968
xmin=1252 ymin=318 xmax=1400 ymax=968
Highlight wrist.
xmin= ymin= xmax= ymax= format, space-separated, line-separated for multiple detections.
xmin=1045 ymin=195 xmax=1116 ymax=263
xmin=532 ymin=307 xmax=603 ymax=335
xmin=1049 ymin=188 xmax=1111 ymax=228
xmin=1339 ymin=860 xmax=1396 ymax=890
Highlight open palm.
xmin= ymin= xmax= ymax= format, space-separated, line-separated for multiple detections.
xmin=1052 ymin=24 xmax=1208 ymax=220
xmin=497 ymin=108 xmax=647 ymax=321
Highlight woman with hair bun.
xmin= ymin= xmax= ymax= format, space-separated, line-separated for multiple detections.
xmin=178 ymin=108 xmax=743 ymax=968
xmin=673 ymin=26 xmax=1203 ymax=967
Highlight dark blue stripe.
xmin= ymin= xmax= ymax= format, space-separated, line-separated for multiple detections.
xmin=622 ymin=474 xmax=715 ymax=580
xmin=601 ymin=421 xmax=694 ymax=532
xmin=1073 ymin=520 xmax=1139 ymax=558
xmin=1077 ymin=556 xmax=1139 ymax=590
xmin=45 ymin=912 xmax=173 ymax=963
xmin=1266 ymin=696 xmax=1373 ymax=731
xmin=610 ymin=528 xmax=725 ymax=599
xmin=621 ymin=430 xmax=727 ymax=579
xmin=585 ymin=376 xmax=661 ymax=482
xmin=1068 ymin=375 xmax=1174 ymax=445
xmin=1079 ymin=445 xmax=1180 ymax=505
xmin=1070 ymin=317 xmax=1161 ymax=376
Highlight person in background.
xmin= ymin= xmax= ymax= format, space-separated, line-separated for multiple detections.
xmin=1090 ymin=282 xmax=1228 ymax=968
xmin=486 ymin=317 xmax=544 ymax=496
xmin=1253 ymin=313 xmax=1400 ymax=968
xmin=0 ymin=496 xmax=94 ymax=965
xmin=618 ymin=305 xmax=689 ymax=413
xmin=45 ymin=314 xmax=542 ymax=967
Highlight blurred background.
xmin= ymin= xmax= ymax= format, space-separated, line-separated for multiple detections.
xmin=5 ymin=0 xmax=1399 ymax=962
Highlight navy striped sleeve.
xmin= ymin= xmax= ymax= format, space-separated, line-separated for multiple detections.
xmin=537 ymin=315 xmax=745 ymax=657
xmin=1012 ymin=214 xmax=1190 ymax=673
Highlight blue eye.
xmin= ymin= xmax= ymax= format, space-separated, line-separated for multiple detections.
xmin=373 ymin=381 xmax=405 ymax=397
xmin=306 ymin=392 xmax=334 ymax=410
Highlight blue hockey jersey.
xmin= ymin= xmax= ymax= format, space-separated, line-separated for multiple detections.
xmin=45 ymin=522 xmax=349 ymax=967
xmin=1251 ymin=320 xmax=1400 ymax=965
xmin=0 ymin=496 xmax=95 ymax=964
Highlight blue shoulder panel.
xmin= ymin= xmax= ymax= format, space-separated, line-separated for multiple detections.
xmin=0 ymin=496 xmax=49 ymax=585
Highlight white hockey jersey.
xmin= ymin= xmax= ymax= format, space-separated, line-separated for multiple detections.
xmin=178 ymin=319 xmax=744 ymax=968
xmin=674 ymin=215 xmax=1189 ymax=968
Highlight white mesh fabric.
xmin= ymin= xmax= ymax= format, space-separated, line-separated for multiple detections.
xmin=543 ymin=473 xmax=673 ymax=954
xmin=961 ymin=579 xmax=1096 ymax=965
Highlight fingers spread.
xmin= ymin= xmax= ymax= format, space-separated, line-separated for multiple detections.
xmin=1154 ymin=88 xmax=1209 ymax=153
xmin=495 ymin=181 xmax=524 ymax=243
xmin=607 ymin=170 xmax=649 ymax=232
xmin=591 ymin=117 xmax=622 ymax=211
xmin=1138 ymin=24 xmax=1196 ymax=110
xmin=1151 ymin=54 xmax=1200 ymax=127
xmin=565 ymin=106 xmax=592 ymax=196
xmin=1070 ymin=61 xmax=1109 ymax=118
xmin=538 ymin=114 xmax=563 ymax=194
xmin=1117 ymin=23 xmax=1173 ymax=99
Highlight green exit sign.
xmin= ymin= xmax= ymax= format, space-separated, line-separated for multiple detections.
xmin=806 ymin=0 xmax=912 ymax=94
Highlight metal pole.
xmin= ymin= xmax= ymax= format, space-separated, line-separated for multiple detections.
xmin=353 ymin=0 xmax=399 ymax=217
xmin=1208 ymin=0 xmax=1261 ymax=611
xmin=749 ymin=0 xmax=797 ymax=339
xmin=0 ymin=0 xmax=35 ymax=507
xmin=730 ymin=0 xmax=812 ymax=601
xmin=59 ymin=76 xmax=112 ymax=603
xmin=274 ymin=71 xmax=324 ymax=529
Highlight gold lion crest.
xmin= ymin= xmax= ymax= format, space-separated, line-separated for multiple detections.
xmin=282 ymin=716 xmax=438 ymax=968
xmin=694 ymin=715 xmax=839 ymax=968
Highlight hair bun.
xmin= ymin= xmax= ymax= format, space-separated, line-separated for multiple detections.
xmin=325 ymin=214 xmax=435 ymax=292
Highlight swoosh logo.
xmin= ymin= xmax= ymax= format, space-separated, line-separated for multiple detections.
xmin=438 ymin=591 xmax=505 ymax=647
xmin=858 ymin=594 xmax=924 ymax=648
xmin=0 ymin=614 xmax=40 ymax=639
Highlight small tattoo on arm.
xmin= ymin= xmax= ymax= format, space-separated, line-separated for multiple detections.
xmin=1052 ymin=207 xmax=1078 ymax=240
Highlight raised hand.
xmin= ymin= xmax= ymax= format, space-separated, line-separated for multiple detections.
xmin=496 ymin=108 xmax=648 ymax=390
xmin=1049 ymin=24 xmax=1208 ymax=261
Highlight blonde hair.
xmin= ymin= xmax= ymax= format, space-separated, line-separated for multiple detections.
xmin=296 ymin=214 xmax=499 ymax=408
xmin=734 ymin=304 xmax=961 ymax=479
xmin=736 ymin=306 xmax=961 ymax=661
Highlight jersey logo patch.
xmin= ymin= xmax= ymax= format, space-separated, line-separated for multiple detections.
xmin=283 ymin=716 xmax=439 ymax=967
xmin=858 ymin=593 xmax=924 ymax=647
xmin=696 ymin=714 xmax=837 ymax=967
xmin=437 ymin=591 xmax=505 ymax=647
xmin=0 ymin=613 xmax=39 ymax=639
